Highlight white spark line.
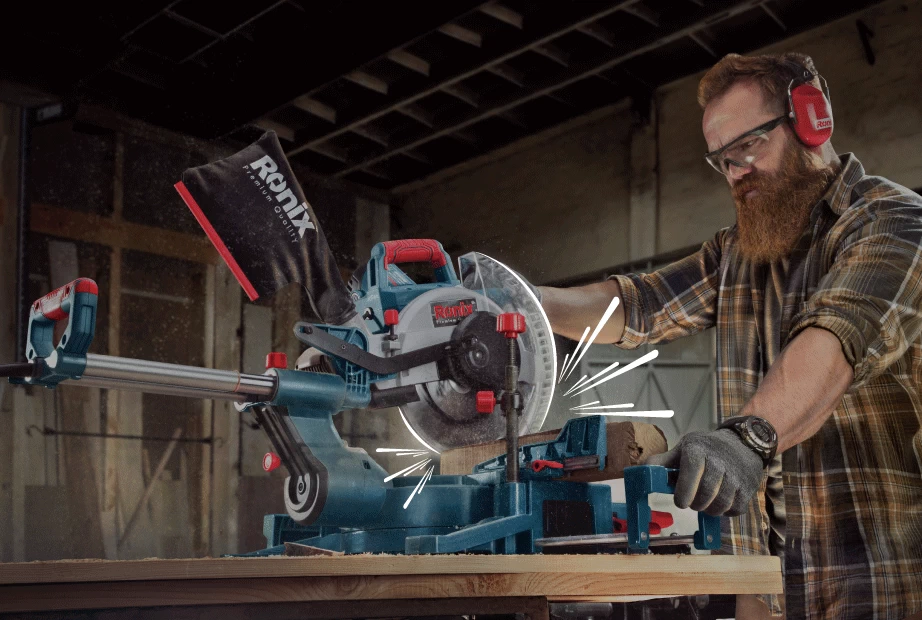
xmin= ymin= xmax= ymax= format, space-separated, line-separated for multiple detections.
xmin=570 ymin=400 xmax=600 ymax=409
xmin=571 ymin=349 xmax=659 ymax=397
xmin=566 ymin=375 xmax=589 ymax=393
xmin=396 ymin=451 xmax=429 ymax=457
xmin=398 ymin=407 xmax=440 ymax=454
xmin=563 ymin=297 xmax=620 ymax=382
xmin=570 ymin=403 xmax=634 ymax=411
xmin=559 ymin=327 xmax=590 ymax=380
xmin=575 ymin=410 xmax=674 ymax=418
xmin=402 ymin=459 xmax=432 ymax=477
xmin=384 ymin=458 xmax=431 ymax=482
xmin=404 ymin=466 xmax=435 ymax=509
xmin=376 ymin=448 xmax=430 ymax=453
xmin=558 ymin=353 xmax=571 ymax=383
xmin=564 ymin=361 xmax=620 ymax=396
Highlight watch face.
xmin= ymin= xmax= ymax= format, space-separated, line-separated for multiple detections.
xmin=746 ymin=418 xmax=776 ymax=448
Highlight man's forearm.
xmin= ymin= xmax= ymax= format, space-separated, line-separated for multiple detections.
xmin=739 ymin=327 xmax=854 ymax=453
xmin=538 ymin=279 xmax=625 ymax=344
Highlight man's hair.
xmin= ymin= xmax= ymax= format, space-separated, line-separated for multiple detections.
xmin=697 ymin=52 xmax=819 ymax=112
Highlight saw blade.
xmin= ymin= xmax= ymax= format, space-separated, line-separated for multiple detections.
xmin=398 ymin=253 xmax=556 ymax=452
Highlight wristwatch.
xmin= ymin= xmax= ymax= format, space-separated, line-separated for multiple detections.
xmin=718 ymin=416 xmax=778 ymax=467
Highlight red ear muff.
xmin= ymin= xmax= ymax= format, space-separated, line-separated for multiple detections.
xmin=789 ymin=81 xmax=833 ymax=147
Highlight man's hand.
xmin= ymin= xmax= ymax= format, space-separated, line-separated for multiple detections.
xmin=645 ymin=429 xmax=764 ymax=516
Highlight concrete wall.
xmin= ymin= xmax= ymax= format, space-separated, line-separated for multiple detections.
xmin=395 ymin=105 xmax=633 ymax=284
xmin=397 ymin=0 xmax=922 ymax=282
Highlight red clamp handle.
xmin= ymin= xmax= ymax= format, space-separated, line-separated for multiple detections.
xmin=496 ymin=313 xmax=526 ymax=338
xmin=613 ymin=510 xmax=675 ymax=535
xmin=32 ymin=278 xmax=98 ymax=321
xmin=531 ymin=459 xmax=564 ymax=473
xmin=384 ymin=309 xmax=400 ymax=326
xmin=476 ymin=391 xmax=496 ymax=414
xmin=382 ymin=239 xmax=448 ymax=269
xmin=265 ymin=352 xmax=288 ymax=370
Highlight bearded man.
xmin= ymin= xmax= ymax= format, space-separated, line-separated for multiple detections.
xmin=539 ymin=53 xmax=922 ymax=619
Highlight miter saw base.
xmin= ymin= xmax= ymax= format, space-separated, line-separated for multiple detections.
xmin=243 ymin=417 xmax=721 ymax=556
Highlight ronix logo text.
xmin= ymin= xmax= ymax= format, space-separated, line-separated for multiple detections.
xmin=430 ymin=299 xmax=477 ymax=327
xmin=246 ymin=155 xmax=316 ymax=243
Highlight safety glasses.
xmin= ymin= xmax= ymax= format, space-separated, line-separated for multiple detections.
xmin=704 ymin=115 xmax=787 ymax=176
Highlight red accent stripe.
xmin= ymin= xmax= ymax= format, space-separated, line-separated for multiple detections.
xmin=174 ymin=181 xmax=259 ymax=301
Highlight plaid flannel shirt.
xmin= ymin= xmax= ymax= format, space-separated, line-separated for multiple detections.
xmin=612 ymin=154 xmax=922 ymax=619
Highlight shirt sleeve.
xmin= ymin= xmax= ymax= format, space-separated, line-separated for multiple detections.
xmin=787 ymin=197 xmax=922 ymax=389
xmin=610 ymin=228 xmax=727 ymax=350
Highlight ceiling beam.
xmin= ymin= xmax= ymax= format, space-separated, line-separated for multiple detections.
xmin=386 ymin=50 xmax=431 ymax=76
xmin=486 ymin=63 xmax=527 ymax=87
xmin=761 ymin=4 xmax=787 ymax=30
xmin=310 ymin=142 xmax=350 ymax=163
xmin=293 ymin=96 xmax=337 ymax=124
xmin=351 ymin=125 xmax=390 ymax=147
xmin=286 ymin=1 xmax=641 ymax=158
xmin=345 ymin=71 xmax=389 ymax=95
xmin=577 ymin=23 xmax=616 ymax=47
xmin=438 ymin=23 xmax=483 ymax=47
xmin=623 ymin=4 xmax=661 ymax=28
xmin=478 ymin=4 xmax=524 ymax=29
xmin=333 ymin=0 xmax=764 ymax=178
xmin=401 ymin=149 xmax=433 ymax=165
xmin=255 ymin=118 xmax=296 ymax=142
xmin=396 ymin=104 xmax=436 ymax=128
xmin=442 ymin=83 xmax=480 ymax=107
xmin=533 ymin=43 xmax=570 ymax=67
xmin=688 ymin=31 xmax=717 ymax=57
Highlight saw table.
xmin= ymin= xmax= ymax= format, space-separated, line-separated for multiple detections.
xmin=0 ymin=554 xmax=783 ymax=619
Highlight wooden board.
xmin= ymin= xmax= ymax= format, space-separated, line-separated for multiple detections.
xmin=0 ymin=554 xmax=782 ymax=614
xmin=439 ymin=421 xmax=668 ymax=481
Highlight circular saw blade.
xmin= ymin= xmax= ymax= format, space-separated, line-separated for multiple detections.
xmin=399 ymin=252 xmax=556 ymax=453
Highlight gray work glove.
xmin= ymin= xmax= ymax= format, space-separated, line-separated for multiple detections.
xmin=645 ymin=429 xmax=765 ymax=517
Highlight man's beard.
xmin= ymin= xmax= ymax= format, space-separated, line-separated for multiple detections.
xmin=732 ymin=144 xmax=837 ymax=263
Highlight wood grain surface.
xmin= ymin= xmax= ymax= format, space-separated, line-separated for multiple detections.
xmin=439 ymin=421 xmax=668 ymax=480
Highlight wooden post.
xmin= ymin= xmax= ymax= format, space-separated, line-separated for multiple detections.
xmin=1 ymin=105 xmax=24 ymax=562
xmin=210 ymin=263 xmax=242 ymax=556
xmin=102 ymin=132 xmax=124 ymax=560
xmin=199 ymin=264 xmax=216 ymax=557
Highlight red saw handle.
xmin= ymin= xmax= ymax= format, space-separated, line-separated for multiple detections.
xmin=32 ymin=278 xmax=99 ymax=321
xmin=382 ymin=239 xmax=448 ymax=269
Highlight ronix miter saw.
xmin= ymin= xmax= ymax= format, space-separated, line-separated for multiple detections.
xmin=2 ymin=132 xmax=720 ymax=555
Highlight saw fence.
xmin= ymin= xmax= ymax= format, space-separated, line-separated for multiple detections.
xmin=0 ymin=554 xmax=783 ymax=619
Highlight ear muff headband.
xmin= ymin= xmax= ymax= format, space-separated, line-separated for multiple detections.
xmin=787 ymin=69 xmax=833 ymax=147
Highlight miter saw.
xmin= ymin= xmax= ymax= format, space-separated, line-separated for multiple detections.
xmin=1 ymin=131 xmax=720 ymax=555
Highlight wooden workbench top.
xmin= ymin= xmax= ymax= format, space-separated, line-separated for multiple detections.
xmin=0 ymin=554 xmax=782 ymax=615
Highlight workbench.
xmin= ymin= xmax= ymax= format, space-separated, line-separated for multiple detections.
xmin=0 ymin=554 xmax=782 ymax=619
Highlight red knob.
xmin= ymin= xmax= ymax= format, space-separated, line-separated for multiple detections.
xmin=265 ymin=352 xmax=288 ymax=370
xmin=476 ymin=390 xmax=496 ymax=414
xmin=263 ymin=452 xmax=282 ymax=472
xmin=496 ymin=313 xmax=526 ymax=338
xmin=384 ymin=309 xmax=400 ymax=326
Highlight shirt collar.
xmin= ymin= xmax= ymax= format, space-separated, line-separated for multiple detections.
xmin=820 ymin=153 xmax=865 ymax=216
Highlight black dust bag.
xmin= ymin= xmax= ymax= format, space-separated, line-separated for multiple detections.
xmin=175 ymin=131 xmax=355 ymax=325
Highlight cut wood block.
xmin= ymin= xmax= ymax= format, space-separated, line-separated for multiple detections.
xmin=439 ymin=421 xmax=667 ymax=481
